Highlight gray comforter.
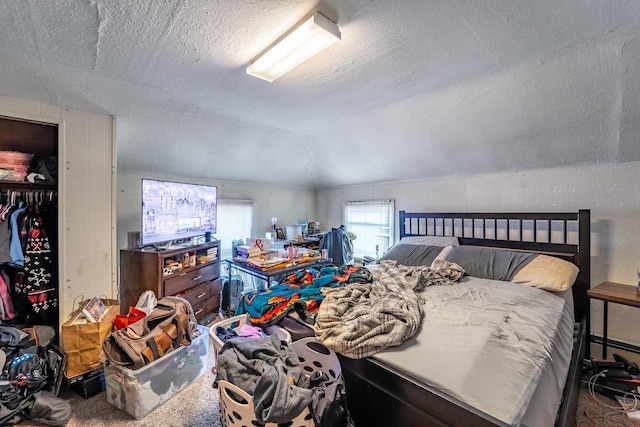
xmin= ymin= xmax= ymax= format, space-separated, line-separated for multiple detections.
xmin=313 ymin=259 xmax=464 ymax=358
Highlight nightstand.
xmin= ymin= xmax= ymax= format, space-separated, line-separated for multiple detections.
xmin=587 ymin=281 xmax=640 ymax=358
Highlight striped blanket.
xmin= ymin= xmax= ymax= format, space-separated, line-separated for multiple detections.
xmin=314 ymin=259 xmax=464 ymax=358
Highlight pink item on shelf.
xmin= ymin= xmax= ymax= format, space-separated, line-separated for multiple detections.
xmin=0 ymin=151 xmax=34 ymax=181
xmin=236 ymin=324 xmax=265 ymax=338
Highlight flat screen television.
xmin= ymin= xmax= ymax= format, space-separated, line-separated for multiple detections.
xmin=140 ymin=178 xmax=217 ymax=248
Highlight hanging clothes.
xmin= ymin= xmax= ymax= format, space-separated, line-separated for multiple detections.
xmin=319 ymin=225 xmax=354 ymax=267
xmin=0 ymin=273 xmax=16 ymax=320
xmin=8 ymin=201 xmax=26 ymax=268
xmin=21 ymin=204 xmax=57 ymax=322
xmin=7 ymin=197 xmax=58 ymax=324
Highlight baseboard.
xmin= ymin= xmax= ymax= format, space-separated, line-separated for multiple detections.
xmin=590 ymin=334 xmax=640 ymax=355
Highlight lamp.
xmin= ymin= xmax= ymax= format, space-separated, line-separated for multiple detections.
xmin=271 ymin=217 xmax=278 ymax=243
xmin=247 ymin=12 xmax=341 ymax=82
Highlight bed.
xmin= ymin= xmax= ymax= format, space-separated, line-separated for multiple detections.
xmin=333 ymin=210 xmax=590 ymax=427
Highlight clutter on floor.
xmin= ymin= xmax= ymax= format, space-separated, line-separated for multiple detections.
xmin=104 ymin=324 xmax=209 ymax=419
xmin=210 ymin=316 xmax=354 ymax=427
xmin=0 ymin=324 xmax=70 ymax=426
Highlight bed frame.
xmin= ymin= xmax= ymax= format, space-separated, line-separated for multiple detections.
xmin=338 ymin=210 xmax=590 ymax=427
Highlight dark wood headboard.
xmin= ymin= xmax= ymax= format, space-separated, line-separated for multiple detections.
xmin=398 ymin=210 xmax=591 ymax=325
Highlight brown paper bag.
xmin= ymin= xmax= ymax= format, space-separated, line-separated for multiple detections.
xmin=61 ymin=298 xmax=119 ymax=378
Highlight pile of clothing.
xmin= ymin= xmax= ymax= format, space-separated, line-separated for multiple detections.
xmin=216 ymin=334 xmax=353 ymax=426
xmin=236 ymin=264 xmax=372 ymax=326
xmin=0 ymin=325 xmax=70 ymax=425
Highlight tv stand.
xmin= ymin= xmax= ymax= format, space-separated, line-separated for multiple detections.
xmin=120 ymin=240 xmax=221 ymax=324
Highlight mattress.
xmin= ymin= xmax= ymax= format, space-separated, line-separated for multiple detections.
xmin=370 ymin=275 xmax=574 ymax=427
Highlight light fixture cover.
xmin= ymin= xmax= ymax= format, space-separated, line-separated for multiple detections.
xmin=247 ymin=12 xmax=341 ymax=82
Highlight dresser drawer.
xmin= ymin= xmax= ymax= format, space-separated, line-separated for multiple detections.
xmin=192 ymin=294 xmax=221 ymax=321
xmin=164 ymin=263 xmax=219 ymax=296
xmin=179 ymin=280 xmax=219 ymax=307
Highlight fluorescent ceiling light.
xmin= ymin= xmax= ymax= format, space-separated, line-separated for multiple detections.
xmin=247 ymin=12 xmax=341 ymax=82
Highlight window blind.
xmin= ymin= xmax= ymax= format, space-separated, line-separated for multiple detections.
xmin=214 ymin=199 xmax=253 ymax=259
xmin=344 ymin=199 xmax=394 ymax=259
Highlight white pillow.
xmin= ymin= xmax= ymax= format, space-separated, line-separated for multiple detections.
xmin=401 ymin=235 xmax=460 ymax=247
xmin=432 ymin=245 xmax=455 ymax=264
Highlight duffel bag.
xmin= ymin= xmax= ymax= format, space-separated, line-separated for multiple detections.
xmin=102 ymin=296 xmax=197 ymax=370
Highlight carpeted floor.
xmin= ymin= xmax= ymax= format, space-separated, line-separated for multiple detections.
xmin=576 ymin=373 xmax=640 ymax=426
xmin=16 ymin=340 xmax=640 ymax=426
xmin=18 ymin=327 xmax=223 ymax=427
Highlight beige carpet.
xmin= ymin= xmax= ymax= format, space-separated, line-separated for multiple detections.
xmin=576 ymin=374 xmax=640 ymax=426
xmin=15 ymin=333 xmax=640 ymax=427
xmin=19 ymin=331 xmax=223 ymax=427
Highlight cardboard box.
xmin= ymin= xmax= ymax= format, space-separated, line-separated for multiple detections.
xmin=66 ymin=366 xmax=105 ymax=399
xmin=104 ymin=325 xmax=209 ymax=419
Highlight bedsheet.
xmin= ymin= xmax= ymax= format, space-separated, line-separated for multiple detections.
xmin=370 ymin=275 xmax=573 ymax=426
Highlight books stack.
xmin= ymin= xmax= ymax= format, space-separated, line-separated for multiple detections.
xmin=246 ymin=257 xmax=290 ymax=270
xmin=207 ymin=246 xmax=218 ymax=260
xmin=236 ymin=245 xmax=260 ymax=261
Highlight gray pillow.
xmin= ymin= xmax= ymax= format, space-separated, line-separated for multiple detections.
xmin=377 ymin=243 xmax=445 ymax=266
xmin=443 ymin=246 xmax=537 ymax=281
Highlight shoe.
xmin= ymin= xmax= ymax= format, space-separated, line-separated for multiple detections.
xmin=216 ymin=326 xmax=238 ymax=342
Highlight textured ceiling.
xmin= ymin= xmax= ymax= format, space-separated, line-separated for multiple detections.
xmin=1 ymin=0 xmax=639 ymax=189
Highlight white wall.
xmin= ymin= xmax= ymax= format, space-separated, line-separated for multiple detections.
xmin=117 ymin=171 xmax=316 ymax=251
xmin=0 ymin=95 xmax=117 ymax=324
xmin=317 ymin=161 xmax=640 ymax=357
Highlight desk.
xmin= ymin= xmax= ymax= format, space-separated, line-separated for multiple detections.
xmin=587 ymin=281 xmax=640 ymax=358
xmin=275 ymin=237 xmax=321 ymax=250
xmin=226 ymin=257 xmax=333 ymax=288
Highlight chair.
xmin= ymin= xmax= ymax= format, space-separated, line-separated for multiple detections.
xmin=319 ymin=225 xmax=354 ymax=267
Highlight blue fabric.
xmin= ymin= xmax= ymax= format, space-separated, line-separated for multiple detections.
xmin=320 ymin=225 xmax=354 ymax=267
xmin=9 ymin=203 xmax=25 ymax=268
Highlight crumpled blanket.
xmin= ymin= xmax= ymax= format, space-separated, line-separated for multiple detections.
xmin=237 ymin=265 xmax=373 ymax=326
xmin=314 ymin=259 xmax=464 ymax=358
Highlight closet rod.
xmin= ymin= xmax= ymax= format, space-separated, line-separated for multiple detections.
xmin=0 ymin=181 xmax=56 ymax=191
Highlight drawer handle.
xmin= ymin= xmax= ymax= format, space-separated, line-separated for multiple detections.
xmin=192 ymin=275 xmax=202 ymax=281
xmin=194 ymin=308 xmax=204 ymax=316
xmin=196 ymin=292 xmax=207 ymax=299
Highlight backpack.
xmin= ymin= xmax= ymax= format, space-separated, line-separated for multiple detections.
xmin=102 ymin=296 xmax=197 ymax=370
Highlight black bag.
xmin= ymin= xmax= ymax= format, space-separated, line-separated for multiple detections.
xmin=0 ymin=325 xmax=69 ymax=426
xmin=103 ymin=296 xmax=197 ymax=370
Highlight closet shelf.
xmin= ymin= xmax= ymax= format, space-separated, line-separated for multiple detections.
xmin=0 ymin=181 xmax=56 ymax=190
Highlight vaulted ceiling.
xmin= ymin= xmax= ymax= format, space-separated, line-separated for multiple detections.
xmin=1 ymin=1 xmax=639 ymax=189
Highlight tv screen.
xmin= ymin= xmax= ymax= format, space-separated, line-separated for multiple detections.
xmin=140 ymin=178 xmax=217 ymax=247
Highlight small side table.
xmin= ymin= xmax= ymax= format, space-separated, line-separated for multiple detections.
xmin=587 ymin=281 xmax=640 ymax=358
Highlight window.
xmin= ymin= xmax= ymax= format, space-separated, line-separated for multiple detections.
xmin=344 ymin=200 xmax=394 ymax=260
xmin=213 ymin=199 xmax=253 ymax=259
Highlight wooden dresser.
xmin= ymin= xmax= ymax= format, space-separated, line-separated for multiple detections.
xmin=120 ymin=241 xmax=222 ymax=324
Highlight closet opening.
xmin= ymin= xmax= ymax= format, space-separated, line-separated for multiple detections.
xmin=0 ymin=116 xmax=59 ymax=338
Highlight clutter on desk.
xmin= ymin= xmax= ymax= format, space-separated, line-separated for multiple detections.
xmin=247 ymin=237 xmax=270 ymax=253
xmin=236 ymin=245 xmax=261 ymax=261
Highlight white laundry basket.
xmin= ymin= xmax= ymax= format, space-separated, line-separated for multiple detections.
xmin=290 ymin=337 xmax=341 ymax=381
xmin=218 ymin=380 xmax=315 ymax=427
xmin=218 ymin=337 xmax=341 ymax=427
xmin=209 ymin=314 xmax=292 ymax=365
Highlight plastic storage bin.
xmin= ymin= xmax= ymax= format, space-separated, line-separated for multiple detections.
xmin=104 ymin=324 xmax=209 ymax=419
xmin=210 ymin=313 xmax=292 ymax=355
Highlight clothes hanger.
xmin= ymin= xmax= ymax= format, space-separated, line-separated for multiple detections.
xmin=0 ymin=190 xmax=15 ymax=221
